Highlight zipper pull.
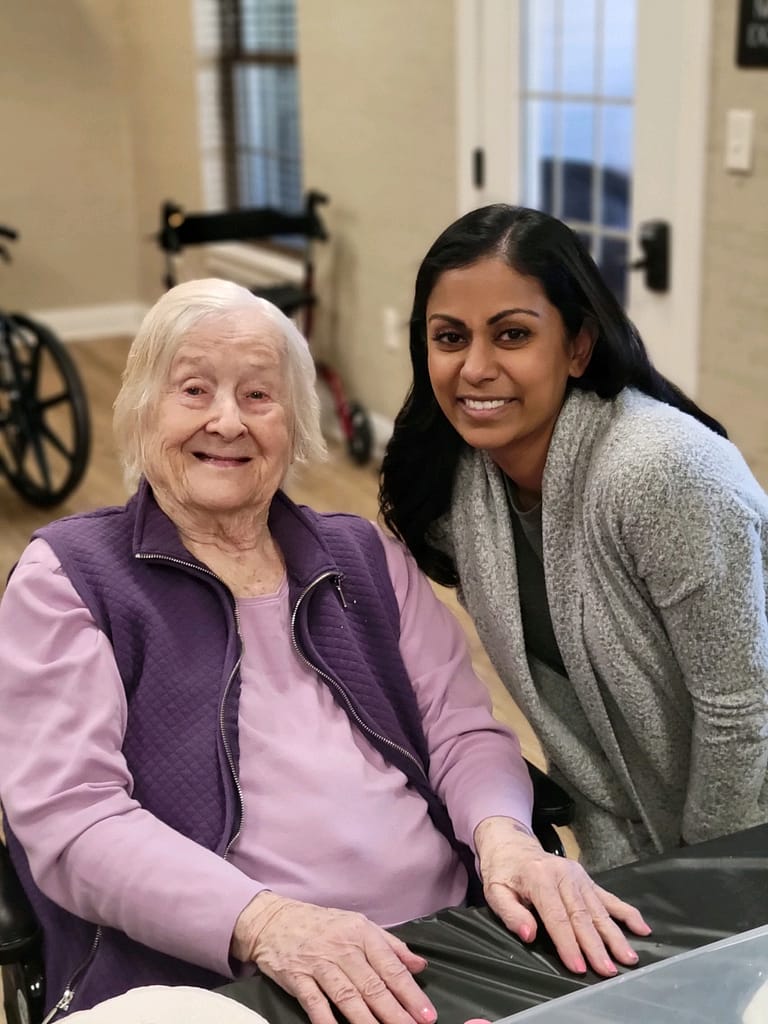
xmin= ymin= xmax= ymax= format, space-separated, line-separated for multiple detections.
xmin=41 ymin=990 xmax=74 ymax=1024
xmin=333 ymin=575 xmax=348 ymax=609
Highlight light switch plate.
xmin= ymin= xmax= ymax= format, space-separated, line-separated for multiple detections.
xmin=725 ymin=109 xmax=755 ymax=173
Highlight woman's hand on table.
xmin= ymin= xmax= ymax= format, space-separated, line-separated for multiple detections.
xmin=474 ymin=816 xmax=652 ymax=977
xmin=232 ymin=892 xmax=437 ymax=1024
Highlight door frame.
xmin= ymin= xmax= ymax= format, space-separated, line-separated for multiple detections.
xmin=455 ymin=0 xmax=713 ymax=395
xmin=630 ymin=0 xmax=712 ymax=395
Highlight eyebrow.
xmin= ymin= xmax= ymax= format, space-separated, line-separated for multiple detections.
xmin=172 ymin=355 xmax=208 ymax=369
xmin=171 ymin=355 xmax=277 ymax=374
xmin=427 ymin=308 xmax=540 ymax=327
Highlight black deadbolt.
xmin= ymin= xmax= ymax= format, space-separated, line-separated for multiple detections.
xmin=630 ymin=220 xmax=670 ymax=292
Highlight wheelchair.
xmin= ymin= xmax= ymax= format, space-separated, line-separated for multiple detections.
xmin=157 ymin=190 xmax=374 ymax=466
xmin=0 ymin=226 xmax=91 ymax=508
xmin=0 ymin=762 xmax=572 ymax=1024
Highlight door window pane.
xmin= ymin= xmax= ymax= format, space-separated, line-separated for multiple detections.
xmin=601 ymin=103 xmax=632 ymax=175
xmin=601 ymin=237 xmax=629 ymax=306
xmin=523 ymin=99 xmax=556 ymax=212
xmin=602 ymin=0 xmax=636 ymax=97
xmin=520 ymin=0 xmax=636 ymax=305
xmin=523 ymin=0 xmax=557 ymax=92
xmin=562 ymin=0 xmax=596 ymax=94
xmin=601 ymin=104 xmax=632 ymax=228
xmin=561 ymin=103 xmax=595 ymax=222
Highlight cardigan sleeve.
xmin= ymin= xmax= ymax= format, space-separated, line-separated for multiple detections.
xmin=615 ymin=450 xmax=768 ymax=845
xmin=0 ymin=539 xmax=264 ymax=978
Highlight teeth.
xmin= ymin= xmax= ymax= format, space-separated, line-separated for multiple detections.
xmin=463 ymin=399 xmax=507 ymax=410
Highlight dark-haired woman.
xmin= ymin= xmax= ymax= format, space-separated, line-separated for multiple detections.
xmin=380 ymin=204 xmax=768 ymax=872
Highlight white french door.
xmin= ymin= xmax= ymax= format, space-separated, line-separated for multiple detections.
xmin=456 ymin=0 xmax=712 ymax=394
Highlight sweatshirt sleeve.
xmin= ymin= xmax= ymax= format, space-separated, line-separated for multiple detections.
xmin=0 ymin=539 xmax=264 ymax=977
xmin=374 ymin=526 xmax=533 ymax=847
xmin=616 ymin=454 xmax=768 ymax=845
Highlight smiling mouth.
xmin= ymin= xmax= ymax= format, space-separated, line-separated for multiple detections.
xmin=459 ymin=398 xmax=514 ymax=410
xmin=193 ymin=453 xmax=252 ymax=465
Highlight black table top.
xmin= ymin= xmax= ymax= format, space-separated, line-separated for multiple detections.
xmin=220 ymin=824 xmax=768 ymax=1024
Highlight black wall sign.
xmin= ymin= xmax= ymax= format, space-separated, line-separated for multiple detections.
xmin=737 ymin=0 xmax=768 ymax=67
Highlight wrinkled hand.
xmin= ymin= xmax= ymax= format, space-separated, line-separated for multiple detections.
xmin=232 ymin=892 xmax=437 ymax=1024
xmin=474 ymin=817 xmax=651 ymax=977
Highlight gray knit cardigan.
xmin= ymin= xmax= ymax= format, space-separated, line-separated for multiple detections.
xmin=436 ymin=388 xmax=768 ymax=870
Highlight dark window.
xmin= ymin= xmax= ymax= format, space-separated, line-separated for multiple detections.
xmin=218 ymin=0 xmax=302 ymax=211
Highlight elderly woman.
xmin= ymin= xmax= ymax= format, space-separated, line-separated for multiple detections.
xmin=0 ymin=280 xmax=647 ymax=1024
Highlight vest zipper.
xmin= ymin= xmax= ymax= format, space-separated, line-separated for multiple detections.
xmin=134 ymin=552 xmax=245 ymax=855
xmin=222 ymin=601 xmax=245 ymax=857
xmin=290 ymin=571 xmax=428 ymax=781
xmin=41 ymin=927 xmax=101 ymax=1023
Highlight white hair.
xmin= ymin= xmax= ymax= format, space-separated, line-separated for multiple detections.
xmin=113 ymin=278 xmax=327 ymax=490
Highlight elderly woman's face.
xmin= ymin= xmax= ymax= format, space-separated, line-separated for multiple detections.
xmin=144 ymin=310 xmax=293 ymax=517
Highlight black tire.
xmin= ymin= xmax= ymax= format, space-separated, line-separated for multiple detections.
xmin=0 ymin=314 xmax=91 ymax=507
xmin=346 ymin=401 xmax=373 ymax=465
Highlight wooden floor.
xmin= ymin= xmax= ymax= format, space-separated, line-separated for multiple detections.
xmin=0 ymin=337 xmax=572 ymax=1021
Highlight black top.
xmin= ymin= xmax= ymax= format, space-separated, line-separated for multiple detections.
xmin=504 ymin=478 xmax=567 ymax=678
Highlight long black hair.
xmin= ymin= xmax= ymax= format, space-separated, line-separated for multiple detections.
xmin=379 ymin=204 xmax=726 ymax=586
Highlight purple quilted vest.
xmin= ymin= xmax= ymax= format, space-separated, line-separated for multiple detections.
xmin=7 ymin=481 xmax=475 ymax=1017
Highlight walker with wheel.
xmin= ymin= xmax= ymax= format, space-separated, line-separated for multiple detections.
xmin=156 ymin=191 xmax=374 ymax=465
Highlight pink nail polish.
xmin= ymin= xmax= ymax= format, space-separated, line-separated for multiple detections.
xmin=574 ymin=956 xmax=587 ymax=973
xmin=420 ymin=1007 xmax=437 ymax=1023
xmin=603 ymin=959 xmax=618 ymax=975
xmin=519 ymin=925 xmax=532 ymax=942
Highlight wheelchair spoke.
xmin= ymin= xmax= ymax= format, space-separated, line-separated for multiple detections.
xmin=7 ymin=329 xmax=38 ymax=393
xmin=39 ymin=418 xmax=74 ymax=460
xmin=29 ymin=429 xmax=53 ymax=492
xmin=25 ymin=332 xmax=43 ymax=394
xmin=38 ymin=390 xmax=71 ymax=410
xmin=11 ymin=434 xmax=29 ymax=471
xmin=4 ymin=415 xmax=30 ymax=469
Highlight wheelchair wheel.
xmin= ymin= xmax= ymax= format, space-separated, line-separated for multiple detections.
xmin=2 ymin=958 xmax=45 ymax=1024
xmin=346 ymin=402 xmax=373 ymax=465
xmin=0 ymin=314 xmax=90 ymax=507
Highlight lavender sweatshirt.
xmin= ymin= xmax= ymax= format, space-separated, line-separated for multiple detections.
xmin=0 ymin=528 xmax=531 ymax=980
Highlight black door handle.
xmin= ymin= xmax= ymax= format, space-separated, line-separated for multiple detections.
xmin=629 ymin=219 xmax=670 ymax=292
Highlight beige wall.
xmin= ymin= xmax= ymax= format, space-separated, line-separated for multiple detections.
xmin=122 ymin=0 xmax=203 ymax=304
xmin=297 ymin=0 xmax=457 ymax=422
xmin=698 ymin=0 xmax=768 ymax=486
xmin=0 ymin=0 xmax=201 ymax=314
xmin=2 ymin=0 xmax=766 ymax=482
xmin=0 ymin=0 xmax=139 ymax=310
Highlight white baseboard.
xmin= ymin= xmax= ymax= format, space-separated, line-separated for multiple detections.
xmin=29 ymin=302 xmax=148 ymax=342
